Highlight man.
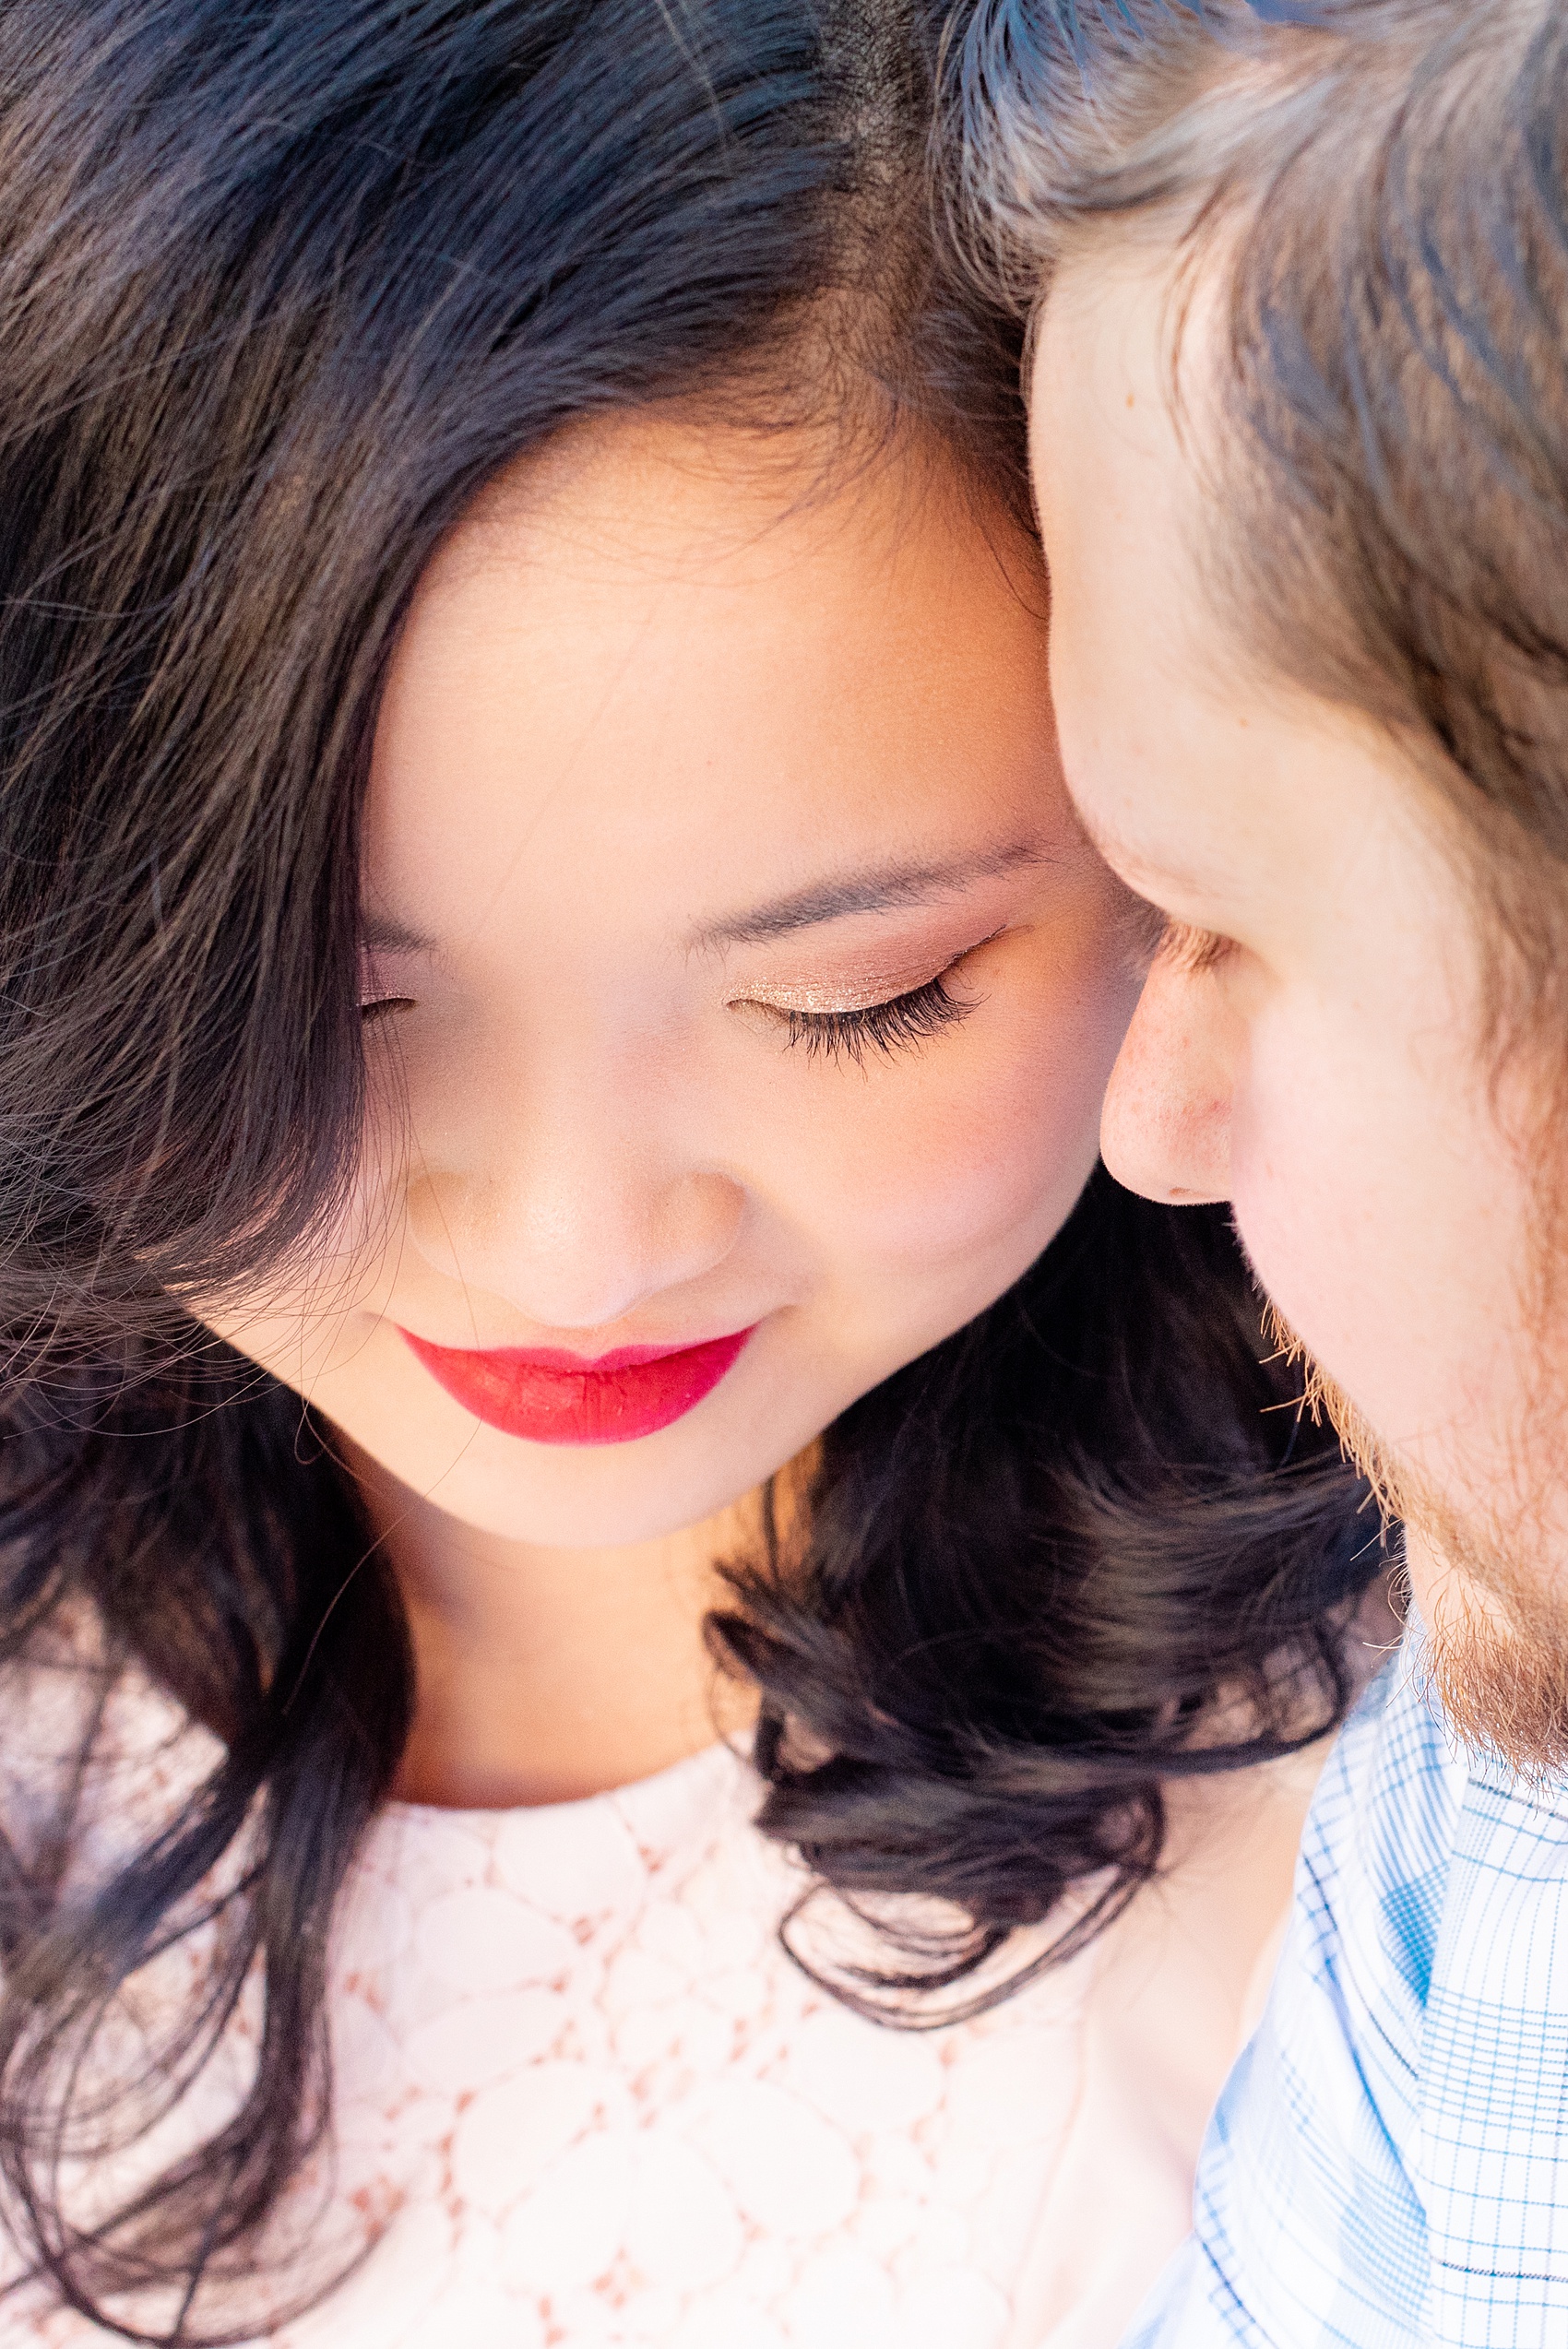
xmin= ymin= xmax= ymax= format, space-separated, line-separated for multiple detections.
xmin=958 ymin=0 xmax=1568 ymax=2339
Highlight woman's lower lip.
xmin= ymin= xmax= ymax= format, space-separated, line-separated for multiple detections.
xmin=398 ymin=1325 xmax=757 ymax=1446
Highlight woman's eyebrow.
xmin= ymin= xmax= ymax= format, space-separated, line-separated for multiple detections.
xmin=689 ymin=840 xmax=1050 ymax=951
xmin=361 ymin=911 xmax=436 ymax=954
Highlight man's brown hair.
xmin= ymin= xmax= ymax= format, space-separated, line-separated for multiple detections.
xmin=957 ymin=0 xmax=1568 ymax=1028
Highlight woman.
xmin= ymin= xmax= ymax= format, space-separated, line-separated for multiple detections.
xmin=0 ymin=1 xmax=1376 ymax=2343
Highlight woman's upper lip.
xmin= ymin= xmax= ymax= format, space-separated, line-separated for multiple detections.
xmin=395 ymin=1329 xmax=753 ymax=1373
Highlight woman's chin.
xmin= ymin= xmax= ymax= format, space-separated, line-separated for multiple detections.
xmin=333 ymin=1415 xmax=802 ymax=1553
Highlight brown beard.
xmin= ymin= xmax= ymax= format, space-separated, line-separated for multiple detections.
xmin=1264 ymin=1304 xmax=1568 ymax=1786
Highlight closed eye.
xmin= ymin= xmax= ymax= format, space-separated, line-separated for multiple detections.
xmin=1157 ymin=919 xmax=1237 ymax=977
xmin=775 ymin=969 xmax=976 ymax=1067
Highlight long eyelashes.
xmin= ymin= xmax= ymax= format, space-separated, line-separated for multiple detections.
xmin=360 ymin=975 xmax=980 ymax=1064
xmin=780 ymin=973 xmax=974 ymax=1067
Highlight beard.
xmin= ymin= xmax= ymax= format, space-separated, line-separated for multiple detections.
xmin=1264 ymin=1303 xmax=1568 ymax=1787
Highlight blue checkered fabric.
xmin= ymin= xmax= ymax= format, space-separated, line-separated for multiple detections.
xmin=1125 ymin=1637 xmax=1568 ymax=2348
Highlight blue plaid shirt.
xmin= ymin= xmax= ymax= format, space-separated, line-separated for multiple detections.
xmin=1127 ymin=1636 xmax=1568 ymax=2348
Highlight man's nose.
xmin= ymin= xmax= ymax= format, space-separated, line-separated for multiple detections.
xmin=1099 ymin=956 xmax=1234 ymax=1206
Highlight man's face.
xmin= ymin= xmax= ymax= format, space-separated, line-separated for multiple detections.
xmin=1030 ymin=243 xmax=1568 ymax=1772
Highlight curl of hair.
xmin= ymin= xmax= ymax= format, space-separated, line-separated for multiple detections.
xmin=0 ymin=0 xmax=1374 ymax=2337
xmin=718 ymin=1169 xmax=1377 ymax=2023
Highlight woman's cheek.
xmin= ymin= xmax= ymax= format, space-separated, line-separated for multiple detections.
xmin=781 ymin=986 xmax=1111 ymax=1275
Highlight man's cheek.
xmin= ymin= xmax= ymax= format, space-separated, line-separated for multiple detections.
xmin=1228 ymin=1082 xmax=1394 ymax=1406
xmin=1235 ymin=1125 xmax=1465 ymax=1499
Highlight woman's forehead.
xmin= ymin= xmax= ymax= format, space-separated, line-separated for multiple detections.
xmin=414 ymin=405 xmax=1031 ymax=602
xmin=362 ymin=416 xmax=1057 ymax=947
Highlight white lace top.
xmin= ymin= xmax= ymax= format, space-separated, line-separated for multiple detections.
xmin=5 ymin=1672 xmax=1313 ymax=2349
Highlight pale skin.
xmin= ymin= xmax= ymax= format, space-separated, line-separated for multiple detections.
xmin=1028 ymin=242 xmax=1566 ymax=1648
xmin=198 ymin=414 xmax=1140 ymax=1806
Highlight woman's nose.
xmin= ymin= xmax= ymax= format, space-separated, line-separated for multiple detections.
xmin=1099 ymin=957 xmax=1234 ymax=1206
xmin=403 ymin=1082 xmax=745 ymax=1333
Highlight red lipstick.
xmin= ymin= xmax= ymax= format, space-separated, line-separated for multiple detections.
xmin=398 ymin=1325 xmax=755 ymax=1446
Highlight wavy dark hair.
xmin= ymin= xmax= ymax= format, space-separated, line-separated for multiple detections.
xmin=0 ymin=0 xmax=1377 ymax=2338
xmin=719 ymin=1166 xmax=1377 ymax=2015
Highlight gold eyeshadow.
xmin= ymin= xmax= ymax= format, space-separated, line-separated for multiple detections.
xmin=735 ymin=969 xmax=946 ymax=1016
xmin=731 ymin=927 xmax=1004 ymax=1019
xmin=775 ymin=973 xmax=977 ymax=1066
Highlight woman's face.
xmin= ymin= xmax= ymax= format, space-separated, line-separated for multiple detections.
xmin=204 ymin=416 xmax=1137 ymax=1547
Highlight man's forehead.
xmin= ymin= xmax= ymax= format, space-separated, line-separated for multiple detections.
xmin=1033 ymin=230 xmax=1213 ymax=415
xmin=1032 ymin=234 xmax=1455 ymax=942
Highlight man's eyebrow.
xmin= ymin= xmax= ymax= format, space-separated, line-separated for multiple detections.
xmin=689 ymin=841 xmax=1051 ymax=950
xmin=361 ymin=910 xmax=436 ymax=954
xmin=1073 ymin=810 xmax=1218 ymax=902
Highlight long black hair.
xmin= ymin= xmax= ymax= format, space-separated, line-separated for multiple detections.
xmin=0 ymin=0 xmax=1375 ymax=2339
